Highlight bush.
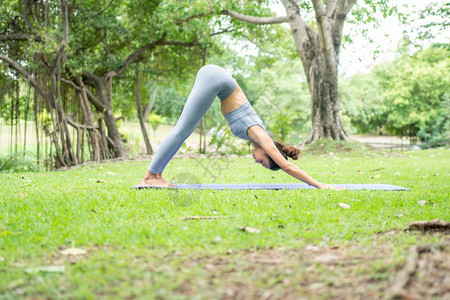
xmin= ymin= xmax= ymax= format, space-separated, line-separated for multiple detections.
xmin=0 ymin=152 xmax=41 ymax=173
xmin=147 ymin=112 xmax=163 ymax=131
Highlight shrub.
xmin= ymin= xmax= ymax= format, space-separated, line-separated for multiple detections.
xmin=0 ymin=152 xmax=41 ymax=173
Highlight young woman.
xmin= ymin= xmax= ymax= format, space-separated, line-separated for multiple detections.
xmin=141 ymin=65 xmax=342 ymax=190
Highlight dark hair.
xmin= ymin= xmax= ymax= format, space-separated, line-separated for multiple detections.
xmin=268 ymin=141 xmax=301 ymax=171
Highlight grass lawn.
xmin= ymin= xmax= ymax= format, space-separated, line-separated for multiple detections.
xmin=0 ymin=146 xmax=449 ymax=299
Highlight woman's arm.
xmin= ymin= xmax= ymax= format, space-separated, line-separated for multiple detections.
xmin=282 ymin=162 xmax=325 ymax=189
xmin=248 ymin=126 xmax=337 ymax=189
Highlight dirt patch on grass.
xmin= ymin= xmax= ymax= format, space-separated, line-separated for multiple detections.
xmin=404 ymin=219 xmax=450 ymax=235
xmin=169 ymin=237 xmax=449 ymax=299
xmin=386 ymin=244 xmax=450 ymax=300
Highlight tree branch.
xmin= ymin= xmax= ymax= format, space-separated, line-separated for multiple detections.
xmin=50 ymin=0 xmax=69 ymax=75
xmin=311 ymin=0 xmax=334 ymax=53
xmin=84 ymin=88 xmax=105 ymax=111
xmin=0 ymin=33 xmax=42 ymax=42
xmin=23 ymin=0 xmax=39 ymax=37
xmin=210 ymin=27 xmax=234 ymax=36
xmin=65 ymin=115 xmax=99 ymax=130
xmin=105 ymin=35 xmax=200 ymax=80
xmin=221 ymin=10 xmax=288 ymax=25
xmin=96 ymin=0 xmax=114 ymax=15
xmin=326 ymin=0 xmax=337 ymax=18
xmin=0 ymin=54 xmax=49 ymax=100
xmin=311 ymin=0 xmax=336 ymax=75
xmin=104 ymin=36 xmax=166 ymax=79
xmin=60 ymin=78 xmax=80 ymax=90
xmin=175 ymin=11 xmax=214 ymax=25
xmin=331 ymin=0 xmax=356 ymax=54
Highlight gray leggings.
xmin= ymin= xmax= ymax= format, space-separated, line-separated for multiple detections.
xmin=148 ymin=65 xmax=237 ymax=174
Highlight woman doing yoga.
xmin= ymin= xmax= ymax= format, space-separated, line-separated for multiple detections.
xmin=141 ymin=65 xmax=342 ymax=190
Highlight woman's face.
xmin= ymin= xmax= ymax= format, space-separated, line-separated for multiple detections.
xmin=252 ymin=147 xmax=270 ymax=169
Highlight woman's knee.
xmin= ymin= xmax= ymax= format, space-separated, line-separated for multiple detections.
xmin=172 ymin=122 xmax=196 ymax=139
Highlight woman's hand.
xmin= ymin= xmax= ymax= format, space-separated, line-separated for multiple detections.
xmin=319 ymin=183 xmax=346 ymax=190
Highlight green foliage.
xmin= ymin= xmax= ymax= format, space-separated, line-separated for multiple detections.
xmin=268 ymin=108 xmax=296 ymax=142
xmin=208 ymin=125 xmax=249 ymax=155
xmin=340 ymin=73 xmax=386 ymax=134
xmin=147 ymin=112 xmax=163 ymax=131
xmin=37 ymin=109 xmax=53 ymax=135
xmin=121 ymin=132 xmax=142 ymax=157
xmin=0 ymin=151 xmax=41 ymax=173
xmin=341 ymin=45 xmax=449 ymax=147
xmin=249 ymin=59 xmax=311 ymax=142
xmin=375 ymin=46 xmax=449 ymax=145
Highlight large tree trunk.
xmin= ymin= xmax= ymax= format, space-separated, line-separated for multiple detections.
xmin=281 ymin=0 xmax=350 ymax=144
xmin=306 ymin=53 xmax=348 ymax=143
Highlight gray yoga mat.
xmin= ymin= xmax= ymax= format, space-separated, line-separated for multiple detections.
xmin=132 ymin=183 xmax=410 ymax=191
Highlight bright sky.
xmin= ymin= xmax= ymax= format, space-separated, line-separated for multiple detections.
xmin=338 ymin=0 xmax=448 ymax=76
xmin=262 ymin=0 xmax=448 ymax=76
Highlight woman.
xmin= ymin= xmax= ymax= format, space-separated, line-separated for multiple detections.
xmin=141 ymin=65 xmax=342 ymax=190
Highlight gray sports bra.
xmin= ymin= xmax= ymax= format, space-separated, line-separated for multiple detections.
xmin=224 ymin=101 xmax=266 ymax=141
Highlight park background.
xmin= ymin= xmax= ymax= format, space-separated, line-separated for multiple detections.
xmin=1 ymin=0 xmax=449 ymax=299
xmin=0 ymin=0 xmax=448 ymax=169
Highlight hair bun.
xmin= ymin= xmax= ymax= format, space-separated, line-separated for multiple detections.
xmin=283 ymin=145 xmax=300 ymax=160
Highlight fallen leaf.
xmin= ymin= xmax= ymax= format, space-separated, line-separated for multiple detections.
xmin=96 ymin=180 xmax=104 ymax=183
xmin=309 ymin=282 xmax=326 ymax=290
xmin=338 ymin=202 xmax=350 ymax=209
xmin=313 ymin=253 xmax=339 ymax=263
xmin=238 ymin=226 xmax=261 ymax=233
xmin=306 ymin=245 xmax=320 ymax=252
xmin=61 ymin=248 xmax=87 ymax=256
xmin=180 ymin=216 xmax=231 ymax=221
xmin=107 ymin=172 xmax=116 ymax=175
xmin=24 ymin=265 xmax=65 ymax=274
xmin=374 ymin=174 xmax=381 ymax=178
xmin=418 ymin=200 xmax=426 ymax=206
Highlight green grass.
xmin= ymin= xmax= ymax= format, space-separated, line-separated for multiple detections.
xmin=0 ymin=147 xmax=449 ymax=299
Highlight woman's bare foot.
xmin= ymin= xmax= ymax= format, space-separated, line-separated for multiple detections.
xmin=141 ymin=178 xmax=171 ymax=188
xmin=140 ymin=171 xmax=172 ymax=188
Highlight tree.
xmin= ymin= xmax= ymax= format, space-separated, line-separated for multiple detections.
xmin=218 ymin=0 xmax=359 ymax=143
xmin=1 ymin=0 xmax=205 ymax=167
xmin=374 ymin=46 xmax=449 ymax=147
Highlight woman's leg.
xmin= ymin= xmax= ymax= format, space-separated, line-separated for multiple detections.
xmin=142 ymin=65 xmax=236 ymax=186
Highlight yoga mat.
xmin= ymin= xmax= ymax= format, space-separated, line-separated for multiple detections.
xmin=132 ymin=183 xmax=410 ymax=191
